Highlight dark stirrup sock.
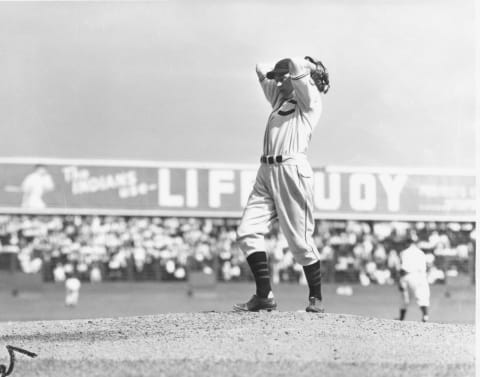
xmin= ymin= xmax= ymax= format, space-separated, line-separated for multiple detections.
xmin=303 ymin=261 xmax=322 ymax=300
xmin=420 ymin=306 xmax=428 ymax=316
xmin=247 ymin=252 xmax=272 ymax=298
xmin=399 ymin=308 xmax=407 ymax=320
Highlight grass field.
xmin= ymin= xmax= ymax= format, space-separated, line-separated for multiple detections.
xmin=0 ymin=275 xmax=474 ymax=323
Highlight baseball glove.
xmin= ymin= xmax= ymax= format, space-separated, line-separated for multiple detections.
xmin=305 ymin=56 xmax=330 ymax=94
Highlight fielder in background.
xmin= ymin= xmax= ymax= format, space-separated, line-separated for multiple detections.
xmin=397 ymin=235 xmax=431 ymax=322
xmin=233 ymin=56 xmax=330 ymax=313
xmin=65 ymin=271 xmax=82 ymax=308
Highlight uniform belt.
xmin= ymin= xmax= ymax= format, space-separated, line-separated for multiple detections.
xmin=260 ymin=154 xmax=306 ymax=164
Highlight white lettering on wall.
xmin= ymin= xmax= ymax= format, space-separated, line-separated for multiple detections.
xmin=349 ymin=173 xmax=376 ymax=211
xmin=64 ymin=166 xmax=139 ymax=195
xmin=314 ymin=172 xmax=341 ymax=210
xmin=186 ymin=169 xmax=198 ymax=208
xmin=158 ymin=168 xmax=184 ymax=207
xmin=209 ymin=170 xmax=235 ymax=208
xmin=418 ymin=185 xmax=468 ymax=198
xmin=378 ymin=174 xmax=407 ymax=211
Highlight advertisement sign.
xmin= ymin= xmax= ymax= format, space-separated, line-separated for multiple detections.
xmin=0 ymin=158 xmax=475 ymax=221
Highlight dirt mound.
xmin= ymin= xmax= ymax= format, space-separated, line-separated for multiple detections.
xmin=0 ymin=312 xmax=475 ymax=377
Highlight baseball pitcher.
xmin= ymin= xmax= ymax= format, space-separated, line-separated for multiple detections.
xmin=233 ymin=56 xmax=330 ymax=312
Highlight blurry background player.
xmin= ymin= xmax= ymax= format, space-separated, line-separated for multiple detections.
xmin=65 ymin=268 xmax=82 ymax=308
xmin=20 ymin=165 xmax=55 ymax=209
xmin=396 ymin=233 xmax=431 ymax=322
xmin=234 ymin=56 xmax=330 ymax=313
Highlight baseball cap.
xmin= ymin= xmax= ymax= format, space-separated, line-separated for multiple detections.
xmin=266 ymin=58 xmax=290 ymax=79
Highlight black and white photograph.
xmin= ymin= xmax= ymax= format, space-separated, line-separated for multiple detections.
xmin=0 ymin=1 xmax=477 ymax=376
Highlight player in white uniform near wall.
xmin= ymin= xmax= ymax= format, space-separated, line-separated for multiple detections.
xmin=65 ymin=271 xmax=82 ymax=308
xmin=397 ymin=237 xmax=431 ymax=322
xmin=233 ymin=56 xmax=330 ymax=313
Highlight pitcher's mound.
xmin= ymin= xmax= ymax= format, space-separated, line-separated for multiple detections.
xmin=0 ymin=312 xmax=475 ymax=377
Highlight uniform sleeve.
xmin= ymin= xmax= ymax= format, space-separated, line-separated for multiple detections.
xmin=256 ymin=63 xmax=282 ymax=109
xmin=288 ymin=57 xmax=322 ymax=111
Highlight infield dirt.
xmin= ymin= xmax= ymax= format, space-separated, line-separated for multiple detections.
xmin=0 ymin=312 xmax=475 ymax=377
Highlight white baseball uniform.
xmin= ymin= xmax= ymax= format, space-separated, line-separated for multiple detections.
xmin=237 ymin=57 xmax=322 ymax=266
xmin=21 ymin=168 xmax=54 ymax=209
xmin=399 ymin=244 xmax=430 ymax=308
xmin=65 ymin=277 xmax=81 ymax=307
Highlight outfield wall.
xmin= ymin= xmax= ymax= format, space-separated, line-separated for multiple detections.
xmin=0 ymin=157 xmax=476 ymax=222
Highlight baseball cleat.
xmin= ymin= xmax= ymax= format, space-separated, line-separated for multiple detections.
xmin=233 ymin=294 xmax=277 ymax=312
xmin=305 ymin=297 xmax=325 ymax=313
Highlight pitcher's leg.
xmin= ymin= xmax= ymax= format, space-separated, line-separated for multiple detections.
xmin=234 ymin=181 xmax=278 ymax=311
xmin=274 ymin=164 xmax=320 ymax=266
xmin=274 ymin=164 xmax=323 ymax=312
xmin=236 ymin=184 xmax=277 ymax=259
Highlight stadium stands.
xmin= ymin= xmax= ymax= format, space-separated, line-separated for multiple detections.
xmin=0 ymin=215 xmax=475 ymax=286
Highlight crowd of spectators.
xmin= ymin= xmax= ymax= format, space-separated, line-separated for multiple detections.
xmin=0 ymin=215 xmax=475 ymax=286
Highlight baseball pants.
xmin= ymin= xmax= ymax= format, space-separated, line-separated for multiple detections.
xmin=237 ymin=160 xmax=320 ymax=266
xmin=399 ymin=272 xmax=430 ymax=308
